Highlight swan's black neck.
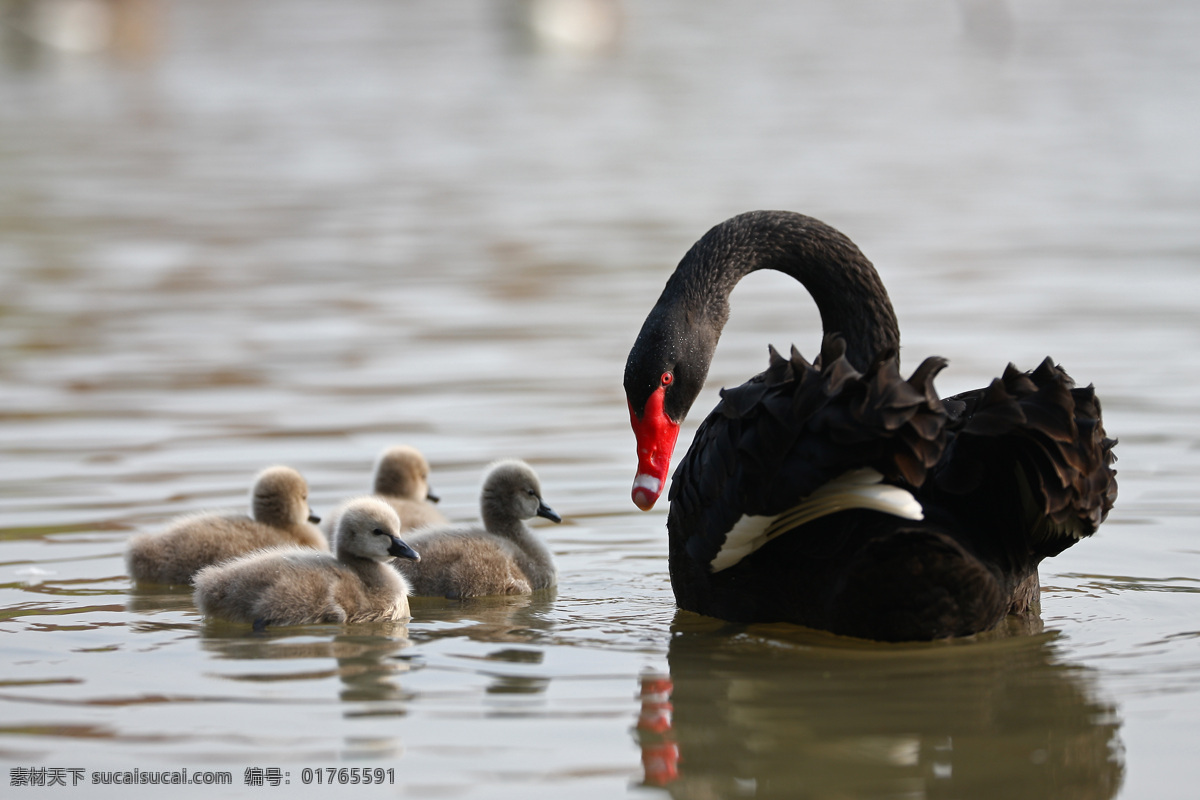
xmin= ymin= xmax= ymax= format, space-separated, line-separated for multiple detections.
xmin=625 ymin=211 xmax=900 ymax=421
xmin=674 ymin=210 xmax=899 ymax=368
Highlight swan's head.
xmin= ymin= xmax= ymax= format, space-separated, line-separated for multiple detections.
xmin=252 ymin=466 xmax=321 ymax=526
xmin=374 ymin=445 xmax=439 ymax=503
xmin=336 ymin=497 xmax=421 ymax=562
xmin=624 ymin=304 xmax=713 ymax=511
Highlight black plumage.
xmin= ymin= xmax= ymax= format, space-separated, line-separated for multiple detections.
xmin=624 ymin=210 xmax=1117 ymax=641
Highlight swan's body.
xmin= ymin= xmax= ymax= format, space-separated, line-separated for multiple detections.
xmin=397 ymin=460 xmax=561 ymax=598
xmin=624 ymin=210 xmax=1117 ymax=641
xmin=193 ymin=497 xmax=419 ymax=627
xmin=125 ymin=466 xmax=327 ymax=586
xmin=322 ymin=445 xmax=447 ymax=540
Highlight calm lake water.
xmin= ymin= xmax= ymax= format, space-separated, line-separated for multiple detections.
xmin=2 ymin=1 xmax=1198 ymax=797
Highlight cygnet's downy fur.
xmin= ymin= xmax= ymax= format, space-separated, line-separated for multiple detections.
xmin=322 ymin=445 xmax=448 ymax=539
xmin=193 ymin=497 xmax=421 ymax=628
xmin=125 ymin=466 xmax=327 ymax=586
xmin=397 ymin=459 xmax=561 ymax=598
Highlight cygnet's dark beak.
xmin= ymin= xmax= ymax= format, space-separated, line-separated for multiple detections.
xmin=308 ymin=509 xmax=321 ymax=524
xmin=388 ymin=536 xmax=420 ymax=561
xmin=536 ymin=501 xmax=562 ymax=524
xmin=426 ymin=488 xmax=440 ymax=504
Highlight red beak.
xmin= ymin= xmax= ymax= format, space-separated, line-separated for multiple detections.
xmin=628 ymin=387 xmax=681 ymax=511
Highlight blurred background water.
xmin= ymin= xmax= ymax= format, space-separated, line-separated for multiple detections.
xmin=1 ymin=0 xmax=1197 ymax=797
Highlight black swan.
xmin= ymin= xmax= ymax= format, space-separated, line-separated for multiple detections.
xmin=623 ymin=210 xmax=1117 ymax=641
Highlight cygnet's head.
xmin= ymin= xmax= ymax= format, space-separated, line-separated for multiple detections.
xmin=373 ymin=445 xmax=439 ymax=503
xmin=481 ymin=460 xmax=562 ymax=526
xmin=252 ymin=466 xmax=320 ymax=527
xmin=336 ymin=497 xmax=421 ymax=562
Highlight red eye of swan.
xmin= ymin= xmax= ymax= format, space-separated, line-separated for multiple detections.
xmin=661 ymin=372 xmax=674 ymax=387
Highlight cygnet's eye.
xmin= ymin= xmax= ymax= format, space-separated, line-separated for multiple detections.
xmin=372 ymin=528 xmax=386 ymax=536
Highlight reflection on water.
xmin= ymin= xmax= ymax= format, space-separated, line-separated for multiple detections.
xmin=642 ymin=614 xmax=1122 ymax=799
xmin=200 ymin=625 xmax=413 ymax=712
xmin=635 ymin=671 xmax=678 ymax=787
xmin=407 ymin=592 xmax=559 ymax=645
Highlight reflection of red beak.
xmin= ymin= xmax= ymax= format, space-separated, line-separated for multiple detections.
xmin=637 ymin=673 xmax=678 ymax=786
xmin=637 ymin=674 xmax=675 ymax=734
xmin=629 ymin=387 xmax=680 ymax=511
xmin=641 ymin=741 xmax=680 ymax=786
